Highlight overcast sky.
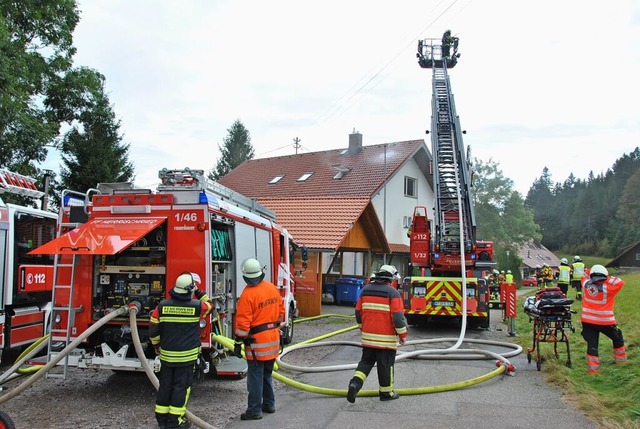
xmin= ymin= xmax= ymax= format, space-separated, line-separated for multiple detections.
xmin=44 ymin=0 xmax=640 ymax=196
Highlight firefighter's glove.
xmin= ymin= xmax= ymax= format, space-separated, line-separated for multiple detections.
xmin=232 ymin=339 xmax=244 ymax=358
xmin=194 ymin=288 xmax=209 ymax=302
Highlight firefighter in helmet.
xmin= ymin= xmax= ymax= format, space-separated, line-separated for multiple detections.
xmin=557 ymin=258 xmax=571 ymax=296
xmin=570 ymin=255 xmax=585 ymax=300
xmin=580 ymin=264 xmax=627 ymax=374
xmin=347 ymin=265 xmax=408 ymax=403
xmin=234 ymin=258 xmax=285 ymax=420
xmin=149 ymin=273 xmax=213 ymax=429
xmin=505 ymin=270 xmax=514 ymax=283
xmin=497 ymin=270 xmax=506 ymax=283
xmin=541 ymin=263 xmax=554 ymax=287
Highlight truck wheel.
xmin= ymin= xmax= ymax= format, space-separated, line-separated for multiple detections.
xmin=0 ymin=410 xmax=16 ymax=429
xmin=281 ymin=305 xmax=295 ymax=345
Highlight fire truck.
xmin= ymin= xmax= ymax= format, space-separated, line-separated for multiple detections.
xmin=29 ymin=168 xmax=302 ymax=377
xmin=405 ymin=35 xmax=496 ymax=328
xmin=0 ymin=169 xmax=58 ymax=364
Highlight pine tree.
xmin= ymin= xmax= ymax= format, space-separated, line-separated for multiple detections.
xmin=209 ymin=119 xmax=254 ymax=180
xmin=58 ymin=71 xmax=134 ymax=197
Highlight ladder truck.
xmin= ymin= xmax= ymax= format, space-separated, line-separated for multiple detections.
xmin=405 ymin=35 xmax=495 ymax=328
xmin=0 ymin=169 xmax=58 ymax=363
xmin=29 ymin=168 xmax=304 ymax=378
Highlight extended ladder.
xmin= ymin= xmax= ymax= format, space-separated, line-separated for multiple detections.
xmin=45 ymin=190 xmax=89 ymax=379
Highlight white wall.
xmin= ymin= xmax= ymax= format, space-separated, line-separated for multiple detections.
xmin=371 ymin=155 xmax=433 ymax=246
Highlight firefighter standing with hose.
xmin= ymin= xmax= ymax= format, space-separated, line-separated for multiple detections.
xmin=149 ymin=273 xmax=213 ymax=429
xmin=347 ymin=265 xmax=408 ymax=403
xmin=234 ymin=258 xmax=285 ymax=421
xmin=580 ymin=264 xmax=627 ymax=374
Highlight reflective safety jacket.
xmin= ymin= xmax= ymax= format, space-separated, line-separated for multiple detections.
xmin=149 ymin=289 xmax=213 ymax=366
xmin=355 ymin=279 xmax=408 ymax=350
xmin=580 ymin=275 xmax=624 ymax=325
xmin=505 ymin=273 xmax=514 ymax=283
xmin=557 ymin=265 xmax=571 ymax=285
xmin=235 ymin=280 xmax=285 ymax=361
xmin=570 ymin=262 xmax=585 ymax=281
xmin=542 ymin=266 xmax=554 ymax=281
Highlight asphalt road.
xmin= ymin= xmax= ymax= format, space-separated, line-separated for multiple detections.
xmin=228 ymin=302 xmax=599 ymax=429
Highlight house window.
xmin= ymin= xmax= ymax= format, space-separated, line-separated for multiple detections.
xmin=269 ymin=174 xmax=284 ymax=184
xmin=297 ymin=172 xmax=313 ymax=182
xmin=636 ymin=253 xmax=640 ymax=261
xmin=329 ymin=253 xmax=342 ymax=274
xmin=404 ymin=176 xmax=417 ymax=197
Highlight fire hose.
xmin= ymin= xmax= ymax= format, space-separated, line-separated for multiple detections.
xmin=0 ymin=306 xmax=129 ymax=405
xmin=212 ymin=313 xmax=520 ymax=398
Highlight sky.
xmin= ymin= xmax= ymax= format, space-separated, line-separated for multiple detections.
xmin=43 ymin=0 xmax=640 ymax=196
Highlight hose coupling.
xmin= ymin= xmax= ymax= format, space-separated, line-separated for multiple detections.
xmin=127 ymin=301 xmax=142 ymax=314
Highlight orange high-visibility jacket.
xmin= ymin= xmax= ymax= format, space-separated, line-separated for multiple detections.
xmin=235 ymin=280 xmax=285 ymax=361
xmin=355 ymin=280 xmax=408 ymax=350
xmin=580 ymin=275 xmax=624 ymax=325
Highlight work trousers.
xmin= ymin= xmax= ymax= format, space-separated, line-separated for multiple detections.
xmin=155 ymin=363 xmax=194 ymax=429
xmin=581 ymin=322 xmax=625 ymax=357
xmin=571 ymin=280 xmax=582 ymax=298
xmin=245 ymin=359 xmax=276 ymax=416
xmin=352 ymin=347 xmax=397 ymax=394
xmin=557 ymin=282 xmax=569 ymax=296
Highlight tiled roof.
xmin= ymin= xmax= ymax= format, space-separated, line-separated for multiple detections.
xmin=258 ymin=197 xmax=387 ymax=251
xmin=518 ymin=241 xmax=561 ymax=268
xmin=389 ymin=243 xmax=409 ymax=254
xmin=218 ymin=140 xmax=426 ymax=199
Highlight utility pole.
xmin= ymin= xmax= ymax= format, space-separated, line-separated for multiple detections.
xmin=42 ymin=169 xmax=53 ymax=211
xmin=293 ymin=137 xmax=301 ymax=154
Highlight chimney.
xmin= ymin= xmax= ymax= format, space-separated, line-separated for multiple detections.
xmin=348 ymin=128 xmax=363 ymax=154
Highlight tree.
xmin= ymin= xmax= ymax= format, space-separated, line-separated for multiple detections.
xmin=209 ymin=119 xmax=254 ymax=180
xmin=0 ymin=0 xmax=80 ymax=174
xmin=473 ymin=158 xmax=541 ymax=271
xmin=58 ymin=71 xmax=134 ymax=196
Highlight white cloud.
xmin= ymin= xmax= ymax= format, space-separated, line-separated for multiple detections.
xmin=42 ymin=0 xmax=640 ymax=195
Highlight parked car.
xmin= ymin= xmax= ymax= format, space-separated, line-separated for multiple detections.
xmin=522 ymin=276 xmax=538 ymax=287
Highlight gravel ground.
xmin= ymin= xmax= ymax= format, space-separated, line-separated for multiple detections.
xmin=0 ymin=309 xmax=358 ymax=429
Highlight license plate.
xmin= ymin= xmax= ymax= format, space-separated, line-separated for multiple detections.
xmin=432 ymin=300 xmax=455 ymax=307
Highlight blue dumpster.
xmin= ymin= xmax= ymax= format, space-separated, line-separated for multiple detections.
xmin=336 ymin=277 xmax=365 ymax=306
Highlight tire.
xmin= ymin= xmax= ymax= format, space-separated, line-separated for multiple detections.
xmin=281 ymin=305 xmax=295 ymax=345
xmin=0 ymin=410 xmax=16 ymax=429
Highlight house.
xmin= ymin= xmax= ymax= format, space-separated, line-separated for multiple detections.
xmin=218 ymin=131 xmax=433 ymax=316
xmin=517 ymin=240 xmax=561 ymax=277
xmin=606 ymin=241 xmax=640 ymax=270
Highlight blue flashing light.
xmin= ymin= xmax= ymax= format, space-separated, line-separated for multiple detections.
xmin=199 ymin=191 xmax=208 ymax=204
xmin=471 ymin=254 xmax=476 ymax=260
xmin=434 ymin=253 xmax=440 ymax=259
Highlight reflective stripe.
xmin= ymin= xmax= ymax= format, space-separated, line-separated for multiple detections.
xmin=362 ymin=302 xmax=391 ymax=311
xmin=160 ymin=316 xmax=200 ymax=323
xmin=160 ymin=346 xmax=200 ymax=363
xmin=614 ymin=346 xmax=627 ymax=363
xmin=362 ymin=332 xmax=397 ymax=342
xmin=155 ymin=405 xmax=169 ymax=414
xmin=581 ymin=313 xmax=616 ymax=323
xmin=586 ymin=354 xmax=600 ymax=374
xmin=354 ymin=371 xmax=367 ymax=382
xmin=396 ymin=326 xmax=407 ymax=335
xmin=235 ymin=329 xmax=249 ymax=337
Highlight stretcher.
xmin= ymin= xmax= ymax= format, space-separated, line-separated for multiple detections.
xmin=523 ymin=295 xmax=575 ymax=371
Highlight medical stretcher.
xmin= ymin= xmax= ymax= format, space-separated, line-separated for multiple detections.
xmin=523 ymin=292 xmax=575 ymax=371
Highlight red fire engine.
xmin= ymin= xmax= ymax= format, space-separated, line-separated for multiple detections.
xmin=405 ymin=36 xmax=496 ymax=328
xmin=0 ymin=169 xmax=58 ymax=363
xmin=30 ymin=168 xmax=302 ymax=377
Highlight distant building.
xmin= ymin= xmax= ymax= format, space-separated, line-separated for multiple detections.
xmin=517 ymin=240 xmax=561 ymax=277
xmin=606 ymin=241 xmax=640 ymax=270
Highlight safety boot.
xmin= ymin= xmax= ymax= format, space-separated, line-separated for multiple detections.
xmin=379 ymin=392 xmax=400 ymax=401
xmin=347 ymin=380 xmax=361 ymax=403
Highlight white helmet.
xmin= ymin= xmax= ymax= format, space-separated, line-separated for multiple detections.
xmin=242 ymin=258 xmax=264 ymax=279
xmin=560 ymin=258 xmax=568 ymax=265
xmin=573 ymin=255 xmax=581 ymax=262
xmin=375 ymin=264 xmax=398 ymax=279
xmin=590 ymin=264 xmax=608 ymax=281
xmin=507 ymin=270 xmax=511 ymax=274
xmin=174 ymin=273 xmax=198 ymax=294
xmin=535 ymin=264 xmax=541 ymax=269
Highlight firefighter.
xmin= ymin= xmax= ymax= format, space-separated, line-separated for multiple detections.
xmin=442 ymin=29 xmax=453 ymax=58
xmin=149 ymin=273 xmax=213 ymax=429
xmin=557 ymin=258 xmax=571 ymax=296
xmin=580 ymin=264 xmax=627 ymax=374
xmin=570 ymin=255 xmax=585 ymax=300
xmin=541 ymin=263 xmax=554 ymax=287
xmin=534 ymin=264 xmax=542 ymax=287
xmin=505 ymin=270 xmax=514 ymax=283
xmin=497 ymin=270 xmax=506 ymax=283
xmin=347 ymin=265 xmax=408 ymax=403
xmin=234 ymin=257 xmax=285 ymax=420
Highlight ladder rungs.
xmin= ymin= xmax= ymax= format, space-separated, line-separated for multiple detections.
xmin=52 ymin=307 xmax=73 ymax=312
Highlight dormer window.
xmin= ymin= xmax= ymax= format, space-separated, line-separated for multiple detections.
xmin=297 ymin=172 xmax=313 ymax=182
xmin=333 ymin=165 xmax=350 ymax=179
xmin=269 ymin=174 xmax=285 ymax=184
